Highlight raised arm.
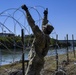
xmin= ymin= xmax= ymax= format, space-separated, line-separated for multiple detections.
xmin=42 ymin=8 xmax=48 ymax=26
xmin=21 ymin=4 xmax=35 ymax=29
xmin=21 ymin=4 xmax=42 ymax=37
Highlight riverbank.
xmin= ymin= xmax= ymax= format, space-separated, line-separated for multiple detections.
xmin=0 ymin=51 xmax=76 ymax=75
xmin=42 ymin=52 xmax=76 ymax=75
xmin=1 ymin=48 xmax=75 ymax=65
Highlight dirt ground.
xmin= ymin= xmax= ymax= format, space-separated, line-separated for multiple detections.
xmin=42 ymin=51 xmax=76 ymax=75
xmin=0 ymin=51 xmax=76 ymax=75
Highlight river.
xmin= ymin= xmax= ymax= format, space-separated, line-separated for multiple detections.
xmin=0 ymin=47 xmax=76 ymax=66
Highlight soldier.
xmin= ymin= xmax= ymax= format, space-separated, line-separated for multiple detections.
xmin=21 ymin=4 xmax=54 ymax=75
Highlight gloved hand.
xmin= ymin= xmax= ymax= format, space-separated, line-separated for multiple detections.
xmin=21 ymin=4 xmax=28 ymax=11
xmin=43 ymin=8 xmax=48 ymax=15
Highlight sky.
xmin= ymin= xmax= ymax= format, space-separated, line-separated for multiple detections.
xmin=0 ymin=0 xmax=76 ymax=40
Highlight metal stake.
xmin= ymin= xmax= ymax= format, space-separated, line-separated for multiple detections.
xmin=21 ymin=29 xmax=25 ymax=75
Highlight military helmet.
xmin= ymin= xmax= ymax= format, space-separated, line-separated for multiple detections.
xmin=42 ymin=24 xmax=54 ymax=34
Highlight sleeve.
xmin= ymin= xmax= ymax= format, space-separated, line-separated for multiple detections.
xmin=25 ymin=10 xmax=42 ymax=37
xmin=42 ymin=8 xmax=48 ymax=26
xmin=42 ymin=15 xmax=48 ymax=25
xmin=32 ymin=25 xmax=43 ymax=38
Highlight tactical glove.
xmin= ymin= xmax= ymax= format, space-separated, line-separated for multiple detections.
xmin=21 ymin=4 xmax=28 ymax=11
xmin=43 ymin=8 xmax=48 ymax=15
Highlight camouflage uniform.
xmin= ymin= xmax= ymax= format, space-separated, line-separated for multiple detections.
xmin=21 ymin=5 xmax=53 ymax=75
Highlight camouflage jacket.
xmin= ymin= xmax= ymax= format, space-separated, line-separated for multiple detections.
xmin=25 ymin=10 xmax=50 ymax=59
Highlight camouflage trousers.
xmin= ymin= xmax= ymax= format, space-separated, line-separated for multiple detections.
xmin=25 ymin=55 xmax=44 ymax=75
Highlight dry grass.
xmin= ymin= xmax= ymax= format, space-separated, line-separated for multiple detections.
xmin=0 ymin=51 xmax=76 ymax=75
xmin=0 ymin=62 xmax=28 ymax=75
xmin=42 ymin=51 xmax=76 ymax=75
